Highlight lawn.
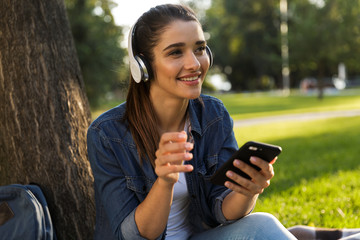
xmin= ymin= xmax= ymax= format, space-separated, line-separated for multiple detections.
xmin=235 ymin=116 xmax=360 ymax=228
xmin=215 ymin=88 xmax=360 ymax=120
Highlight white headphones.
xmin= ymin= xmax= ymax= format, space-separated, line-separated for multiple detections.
xmin=128 ymin=24 xmax=214 ymax=83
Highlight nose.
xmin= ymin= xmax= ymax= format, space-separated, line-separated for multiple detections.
xmin=184 ymin=51 xmax=201 ymax=70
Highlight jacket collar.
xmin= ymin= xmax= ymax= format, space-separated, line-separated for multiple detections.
xmin=188 ymin=97 xmax=204 ymax=137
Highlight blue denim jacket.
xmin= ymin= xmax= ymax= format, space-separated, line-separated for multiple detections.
xmin=87 ymin=95 xmax=238 ymax=240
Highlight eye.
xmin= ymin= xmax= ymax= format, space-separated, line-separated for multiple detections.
xmin=195 ymin=46 xmax=206 ymax=55
xmin=168 ymin=49 xmax=182 ymax=56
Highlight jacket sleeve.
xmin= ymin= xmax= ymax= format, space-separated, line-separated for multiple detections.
xmin=211 ymin=108 xmax=253 ymax=225
xmin=87 ymin=126 xmax=159 ymax=240
xmin=212 ymin=113 xmax=240 ymax=225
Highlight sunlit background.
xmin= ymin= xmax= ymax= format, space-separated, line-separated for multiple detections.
xmin=112 ymin=0 xmax=183 ymax=26
xmin=64 ymin=0 xmax=360 ymax=107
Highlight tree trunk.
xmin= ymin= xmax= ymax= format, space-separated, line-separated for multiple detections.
xmin=0 ymin=0 xmax=95 ymax=239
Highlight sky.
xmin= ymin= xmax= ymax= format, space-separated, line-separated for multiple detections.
xmin=111 ymin=0 xmax=182 ymax=48
xmin=112 ymin=0 xmax=181 ymax=27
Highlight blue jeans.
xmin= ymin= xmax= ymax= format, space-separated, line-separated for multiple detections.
xmin=189 ymin=212 xmax=296 ymax=240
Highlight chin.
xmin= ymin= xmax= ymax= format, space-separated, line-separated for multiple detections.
xmin=186 ymin=90 xmax=202 ymax=100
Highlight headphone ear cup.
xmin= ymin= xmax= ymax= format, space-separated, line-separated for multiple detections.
xmin=206 ymin=46 xmax=213 ymax=68
xmin=129 ymin=56 xmax=142 ymax=83
xmin=128 ymin=24 xmax=153 ymax=83
xmin=135 ymin=54 xmax=152 ymax=82
xmin=128 ymin=25 xmax=142 ymax=83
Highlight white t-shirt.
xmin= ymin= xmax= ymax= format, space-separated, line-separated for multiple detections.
xmin=166 ymin=119 xmax=193 ymax=239
xmin=166 ymin=172 xmax=193 ymax=239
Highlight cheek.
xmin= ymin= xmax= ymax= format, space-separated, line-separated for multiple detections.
xmin=200 ymin=56 xmax=210 ymax=72
xmin=154 ymin=60 xmax=180 ymax=78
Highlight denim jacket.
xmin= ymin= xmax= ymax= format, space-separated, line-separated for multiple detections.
xmin=87 ymin=94 xmax=239 ymax=240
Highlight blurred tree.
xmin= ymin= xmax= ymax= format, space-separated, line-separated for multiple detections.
xmin=205 ymin=0 xmax=282 ymax=91
xmin=65 ymin=0 xmax=127 ymax=107
xmin=289 ymin=0 xmax=360 ymax=97
xmin=204 ymin=0 xmax=360 ymax=93
xmin=0 ymin=0 xmax=94 ymax=239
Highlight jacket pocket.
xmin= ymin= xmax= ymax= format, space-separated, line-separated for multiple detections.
xmin=198 ymin=154 xmax=218 ymax=181
xmin=126 ymin=176 xmax=154 ymax=197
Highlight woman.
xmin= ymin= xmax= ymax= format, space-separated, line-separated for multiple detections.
xmin=87 ymin=4 xmax=296 ymax=240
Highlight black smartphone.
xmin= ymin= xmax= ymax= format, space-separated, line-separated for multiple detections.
xmin=210 ymin=141 xmax=282 ymax=186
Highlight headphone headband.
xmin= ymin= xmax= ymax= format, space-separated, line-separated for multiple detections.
xmin=206 ymin=45 xmax=213 ymax=68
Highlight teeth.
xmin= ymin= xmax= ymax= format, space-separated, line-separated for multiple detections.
xmin=180 ymin=76 xmax=199 ymax=81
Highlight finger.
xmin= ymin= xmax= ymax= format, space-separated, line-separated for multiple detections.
xmin=157 ymin=132 xmax=190 ymax=157
xmin=224 ymin=181 xmax=254 ymax=197
xmin=232 ymin=160 xmax=271 ymax=189
xmin=225 ymin=170 xmax=264 ymax=195
xmin=155 ymin=152 xmax=193 ymax=166
xmin=155 ymin=163 xmax=193 ymax=177
xmin=164 ymin=141 xmax=194 ymax=154
xmin=233 ymin=159 xmax=261 ymax=180
xmin=269 ymin=157 xmax=278 ymax=164
xmin=249 ymin=157 xmax=275 ymax=180
xmin=155 ymin=141 xmax=194 ymax=159
xmin=224 ymin=178 xmax=264 ymax=197
xmin=159 ymin=131 xmax=187 ymax=146
xmin=249 ymin=157 xmax=270 ymax=170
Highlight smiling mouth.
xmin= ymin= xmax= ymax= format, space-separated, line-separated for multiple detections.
xmin=178 ymin=75 xmax=201 ymax=81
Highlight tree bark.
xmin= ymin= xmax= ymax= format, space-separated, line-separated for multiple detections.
xmin=0 ymin=0 xmax=95 ymax=239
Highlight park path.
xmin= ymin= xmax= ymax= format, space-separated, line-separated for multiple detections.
xmin=233 ymin=109 xmax=360 ymax=127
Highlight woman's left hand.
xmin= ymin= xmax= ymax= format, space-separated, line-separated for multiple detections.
xmin=224 ymin=157 xmax=276 ymax=197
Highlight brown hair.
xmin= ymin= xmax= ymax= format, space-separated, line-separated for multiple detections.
xmin=124 ymin=4 xmax=199 ymax=166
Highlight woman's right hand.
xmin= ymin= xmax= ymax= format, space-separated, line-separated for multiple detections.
xmin=154 ymin=131 xmax=194 ymax=184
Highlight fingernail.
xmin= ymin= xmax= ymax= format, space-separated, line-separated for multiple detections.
xmin=185 ymin=165 xmax=193 ymax=171
xmin=226 ymin=171 xmax=233 ymax=177
xmin=185 ymin=142 xmax=193 ymax=149
xmin=250 ymin=157 xmax=257 ymax=163
xmin=178 ymin=133 xmax=186 ymax=139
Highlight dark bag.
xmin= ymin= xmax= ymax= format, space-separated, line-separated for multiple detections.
xmin=0 ymin=184 xmax=56 ymax=240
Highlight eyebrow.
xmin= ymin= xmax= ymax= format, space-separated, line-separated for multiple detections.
xmin=162 ymin=40 xmax=206 ymax=52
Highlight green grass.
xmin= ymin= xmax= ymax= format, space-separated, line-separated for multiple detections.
xmin=216 ymin=89 xmax=360 ymax=120
xmin=234 ymin=116 xmax=360 ymax=228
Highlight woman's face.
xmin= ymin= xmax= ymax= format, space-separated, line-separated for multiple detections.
xmin=150 ymin=20 xmax=210 ymax=100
